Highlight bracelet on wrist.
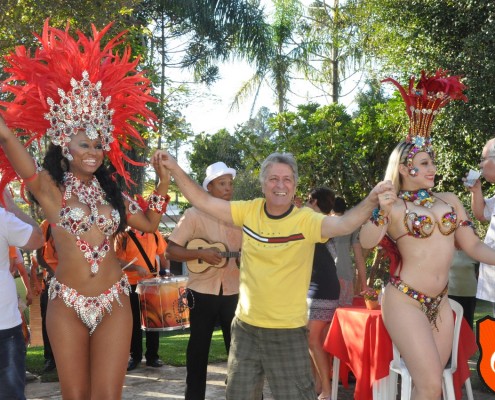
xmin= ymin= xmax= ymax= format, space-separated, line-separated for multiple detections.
xmin=370 ymin=207 xmax=388 ymax=226
xmin=147 ymin=190 xmax=171 ymax=214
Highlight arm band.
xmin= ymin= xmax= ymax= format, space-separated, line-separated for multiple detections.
xmin=147 ymin=190 xmax=171 ymax=214
xmin=370 ymin=208 xmax=389 ymax=226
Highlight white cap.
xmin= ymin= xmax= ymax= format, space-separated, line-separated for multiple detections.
xmin=202 ymin=162 xmax=236 ymax=190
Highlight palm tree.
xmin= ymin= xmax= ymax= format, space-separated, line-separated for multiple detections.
xmin=231 ymin=0 xmax=305 ymax=118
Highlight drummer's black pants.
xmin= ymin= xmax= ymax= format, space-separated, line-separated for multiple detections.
xmin=129 ymin=284 xmax=160 ymax=362
xmin=185 ymin=289 xmax=238 ymax=400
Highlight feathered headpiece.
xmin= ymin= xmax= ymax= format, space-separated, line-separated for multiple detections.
xmin=0 ymin=19 xmax=158 ymax=188
xmin=382 ymin=69 xmax=467 ymax=175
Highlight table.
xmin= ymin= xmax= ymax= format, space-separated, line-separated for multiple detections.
xmin=323 ymin=304 xmax=477 ymax=400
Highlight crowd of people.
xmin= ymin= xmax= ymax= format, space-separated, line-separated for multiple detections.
xmin=1 ymin=18 xmax=495 ymax=400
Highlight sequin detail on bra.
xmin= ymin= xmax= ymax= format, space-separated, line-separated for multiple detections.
xmin=58 ymin=172 xmax=120 ymax=274
xmin=389 ymin=275 xmax=447 ymax=331
xmin=58 ymin=173 xmax=120 ymax=237
xmin=48 ymin=275 xmax=131 ymax=335
xmin=396 ymin=195 xmax=457 ymax=240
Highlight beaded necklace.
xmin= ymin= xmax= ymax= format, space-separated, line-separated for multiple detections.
xmin=61 ymin=172 xmax=111 ymax=275
xmin=398 ymin=189 xmax=435 ymax=209
xmin=63 ymin=172 xmax=108 ymax=212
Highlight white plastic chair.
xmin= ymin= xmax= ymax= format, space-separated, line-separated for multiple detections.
xmin=387 ymin=298 xmax=474 ymax=399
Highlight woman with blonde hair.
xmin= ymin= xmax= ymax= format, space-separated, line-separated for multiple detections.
xmin=360 ymin=70 xmax=495 ymax=399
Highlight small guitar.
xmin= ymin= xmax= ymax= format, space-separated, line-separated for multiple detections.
xmin=186 ymin=238 xmax=241 ymax=273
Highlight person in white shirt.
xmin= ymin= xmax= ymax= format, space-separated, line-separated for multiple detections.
xmin=0 ymin=189 xmax=43 ymax=400
xmin=466 ymin=137 xmax=495 ymax=315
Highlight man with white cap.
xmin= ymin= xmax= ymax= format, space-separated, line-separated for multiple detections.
xmin=167 ymin=161 xmax=242 ymax=400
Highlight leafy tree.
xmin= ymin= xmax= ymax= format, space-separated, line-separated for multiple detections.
xmin=132 ymin=0 xmax=271 ymax=85
xmin=0 ymin=0 xmax=139 ymax=54
xmin=231 ymin=0 xmax=308 ymax=122
xmin=188 ymin=129 xmax=244 ymax=182
xmin=300 ymin=0 xmax=370 ymax=103
xmin=187 ymin=128 xmax=263 ymax=200
xmin=234 ymin=106 xmax=278 ymax=171
xmin=125 ymin=0 xmax=273 ymax=190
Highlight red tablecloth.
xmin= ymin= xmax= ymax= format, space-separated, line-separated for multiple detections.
xmin=323 ymin=304 xmax=478 ymax=400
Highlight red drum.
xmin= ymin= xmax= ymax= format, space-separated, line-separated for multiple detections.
xmin=136 ymin=276 xmax=190 ymax=331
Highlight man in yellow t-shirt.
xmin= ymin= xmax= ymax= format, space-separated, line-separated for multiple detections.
xmin=115 ymin=228 xmax=168 ymax=371
xmin=160 ymin=151 xmax=390 ymax=400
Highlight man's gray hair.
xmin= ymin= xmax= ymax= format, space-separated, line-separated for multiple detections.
xmin=259 ymin=152 xmax=298 ymax=185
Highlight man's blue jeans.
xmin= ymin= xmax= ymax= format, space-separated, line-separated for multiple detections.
xmin=0 ymin=324 xmax=26 ymax=400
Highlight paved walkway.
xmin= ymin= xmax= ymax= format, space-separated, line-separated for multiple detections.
xmin=26 ymin=362 xmax=273 ymax=400
xmin=25 ymin=361 xmax=492 ymax=399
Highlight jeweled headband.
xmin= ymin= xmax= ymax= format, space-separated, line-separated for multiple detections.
xmin=45 ymin=71 xmax=115 ymax=160
xmin=382 ymin=69 xmax=467 ymax=176
xmin=0 ymin=19 xmax=158 ymax=188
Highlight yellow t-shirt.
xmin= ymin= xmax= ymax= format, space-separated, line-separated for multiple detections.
xmin=231 ymin=198 xmax=325 ymax=328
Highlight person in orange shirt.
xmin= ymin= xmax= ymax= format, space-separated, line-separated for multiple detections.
xmin=115 ymin=228 xmax=169 ymax=371
xmin=30 ymin=219 xmax=58 ymax=372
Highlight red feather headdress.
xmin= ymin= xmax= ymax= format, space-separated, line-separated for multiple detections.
xmin=0 ymin=19 xmax=158 ymax=189
xmin=382 ymin=69 xmax=467 ymax=175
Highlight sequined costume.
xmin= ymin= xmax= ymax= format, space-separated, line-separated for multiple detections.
xmin=48 ymin=275 xmax=131 ymax=335
xmin=395 ymin=195 xmax=456 ymax=240
xmin=389 ymin=276 xmax=447 ymax=330
xmin=385 ymin=195 xmax=476 ymax=328
xmin=58 ymin=172 xmax=120 ymax=275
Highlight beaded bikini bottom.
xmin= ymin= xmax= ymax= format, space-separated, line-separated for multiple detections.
xmin=48 ymin=275 xmax=131 ymax=335
xmin=389 ymin=276 xmax=447 ymax=331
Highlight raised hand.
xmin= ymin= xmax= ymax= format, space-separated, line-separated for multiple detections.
xmin=370 ymin=180 xmax=396 ymax=209
xmin=151 ymin=149 xmax=178 ymax=171
xmin=150 ymin=150 xmax=171 ymax=182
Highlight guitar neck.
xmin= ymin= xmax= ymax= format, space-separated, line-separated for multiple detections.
xmin=219 ymin=251 xmax=240 ymax=258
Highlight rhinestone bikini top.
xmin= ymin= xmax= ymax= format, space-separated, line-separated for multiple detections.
xmin=395 ymin=195 xmax=457 ymax=240
xmin=58 ymin=172 xmax=120 ymax=237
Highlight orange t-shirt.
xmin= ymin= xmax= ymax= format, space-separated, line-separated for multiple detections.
xmin=115 ymin=229 xmax=167 ymax=285
xmin=39 ymin=220 xmax=58 ymax=274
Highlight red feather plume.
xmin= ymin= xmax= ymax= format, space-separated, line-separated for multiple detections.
xmin=382 ymin=69 xmax=467 ymax=140
xmin=0 ymin=19 xmax=158 ymax=193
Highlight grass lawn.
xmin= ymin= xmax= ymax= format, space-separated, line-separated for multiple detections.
xmin=26 ymin=328 xmax=228 ymax=380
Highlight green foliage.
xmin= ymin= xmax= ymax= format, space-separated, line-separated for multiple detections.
xmin=188 ymin=129 xmax=244 ymax=182
xmin=300 ymin=0 xmax=370 ymax=103
xmin=134 ymin=0 xmax=271 ymax=85
xmin=187 ymin=129 xmax=263 ymax=200
xmin=0 ymin=0 xmax=139 ymax=55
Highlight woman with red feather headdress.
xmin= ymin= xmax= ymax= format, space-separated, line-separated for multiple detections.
xmin=358 ymin=70 xmax=495 ymax=399
xmin=0 ymin=20 xmax=170 ymax=399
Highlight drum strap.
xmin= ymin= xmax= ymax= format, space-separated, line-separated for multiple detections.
xmin=127 ymin=230 xmax=157 ymax=273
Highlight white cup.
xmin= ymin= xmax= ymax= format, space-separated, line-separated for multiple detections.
xmin=464 ymin=169 xmax=480 ymax=187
